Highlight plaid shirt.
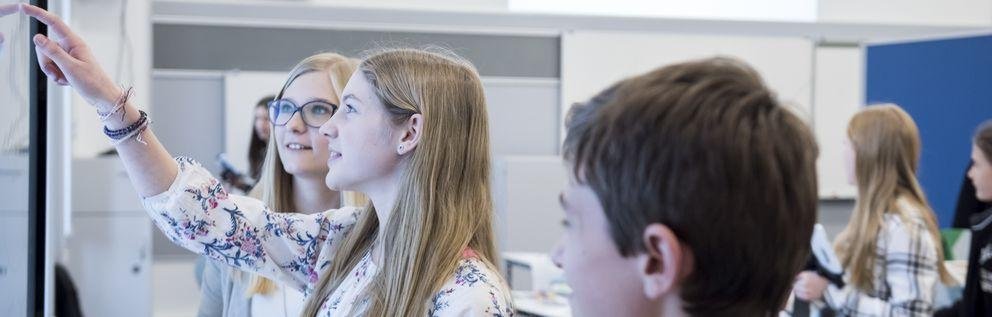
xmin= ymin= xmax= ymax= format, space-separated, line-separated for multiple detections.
xmin=825 ymin=210 xmax=940 ymax=317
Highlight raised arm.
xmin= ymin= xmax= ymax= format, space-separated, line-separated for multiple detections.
xmin=11 ymin=3 xmax=176 ymax=197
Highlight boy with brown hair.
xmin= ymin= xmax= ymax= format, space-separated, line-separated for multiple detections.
xmin=552 ymin=57 xmax=819 ymax=316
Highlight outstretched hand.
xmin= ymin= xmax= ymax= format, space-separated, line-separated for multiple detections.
xmin=2 ymin=3 xmax=121 ymax=109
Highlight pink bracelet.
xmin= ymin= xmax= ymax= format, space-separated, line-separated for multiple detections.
xmin=96 ymin=86 xmax=134 ymax=122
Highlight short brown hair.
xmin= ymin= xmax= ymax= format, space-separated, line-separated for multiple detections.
xmin=563 ymin=57 xmax=819 ymax=316
xmin=976 ymin=119 xmax=992 ymax=161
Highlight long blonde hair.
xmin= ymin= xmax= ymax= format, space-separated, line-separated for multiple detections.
xmin=834 ymin=104 xmax=951 ymax=291
xmin=245 ymin=52 xmax=368 ymax=296
xmin=301 ymin=48 xmax=502 ymax=316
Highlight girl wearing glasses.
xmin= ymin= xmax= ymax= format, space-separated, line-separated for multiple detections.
xmin=8 ymin=3 xmax=512 ymax=316
xmin=199 ymin=53 xmax=368 ymax=317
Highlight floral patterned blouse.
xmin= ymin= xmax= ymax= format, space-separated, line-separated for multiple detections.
xmin=142 ymin=157 xmax=514 ymax=316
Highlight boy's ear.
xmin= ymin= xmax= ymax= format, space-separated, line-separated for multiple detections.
xmin=637 ymin=223 xmax=692 ymax=299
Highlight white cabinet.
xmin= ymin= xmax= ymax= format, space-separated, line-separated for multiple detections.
xmin=0 ymin=156 xmax=29 ymax=317
xmin=65 ymin=158 xmax=152 ymax=317
xmin=0 ymin=214 xmax=28 ymax=317
xmin=64 ymin=215 xmax=152 ymax=317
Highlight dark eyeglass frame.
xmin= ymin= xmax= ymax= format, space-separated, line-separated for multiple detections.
xmin=267 ymin=98 xmax=338 ymax=128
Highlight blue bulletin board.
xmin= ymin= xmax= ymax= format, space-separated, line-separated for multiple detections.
xmin=866 ymin=33 xmax=992 ymax=227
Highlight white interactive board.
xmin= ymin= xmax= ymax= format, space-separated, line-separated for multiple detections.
xmin=813 ymin=46 xmax=862 ymax=199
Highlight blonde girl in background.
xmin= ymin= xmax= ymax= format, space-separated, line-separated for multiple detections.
xmin=794 ymin=104 xmax=952 ymax=316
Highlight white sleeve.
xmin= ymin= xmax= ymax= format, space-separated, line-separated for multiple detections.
xmin=142 ymin=156 xmax=362 ymax=293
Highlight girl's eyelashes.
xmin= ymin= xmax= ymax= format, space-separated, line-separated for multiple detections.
xmin=561 ymin=219 xmax=571 ymax=228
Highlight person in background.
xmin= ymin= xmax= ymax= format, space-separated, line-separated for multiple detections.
xmin=793 ymin=104 xmax=952 ymax=316
xmin=951 ymin=162 xmax=990 ymax=229
xmin=553 ymin=57 xmax=819 ymax=316
xmin=198 ymin=53 xmax=366 ymax=317
xmin=936 ymin=119 xmax=992 ymax=317
xmin=219 ymin=95 xmax=275 ymax=193
xmin=249 ymin=95 xmax=274 ymax=182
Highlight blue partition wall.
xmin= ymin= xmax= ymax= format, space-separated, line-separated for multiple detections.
xmin=866 ymin=34 xmax=992 ymax=227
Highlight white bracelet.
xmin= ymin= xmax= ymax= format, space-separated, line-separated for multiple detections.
xmin=111 ymin=120 xmax=150 ymax=146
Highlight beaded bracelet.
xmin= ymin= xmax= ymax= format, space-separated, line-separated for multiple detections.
xmin=104 ymin=110 xmax=148 ymax=140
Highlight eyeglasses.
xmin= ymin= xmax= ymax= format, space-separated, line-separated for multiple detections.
xmin=267 ymin=99 xmax=337 ymax=128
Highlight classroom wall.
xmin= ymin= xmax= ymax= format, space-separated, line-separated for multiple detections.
xmin=819 ymin=0 xmax=992 ymax=26
xmin=152 ymin=24 xmax=559 ymax=78
xmin=330 ymin=0 xmax=507 ymax=10
xmin=313 ymin=0 xmax=507 ymax=12
xmin=279 ymin=0 xmax=992 ymax=26
xmin=66 ymin=0 xmax=992 ymax=158
xmin=147 ymin=0 xmax=992 ymax=25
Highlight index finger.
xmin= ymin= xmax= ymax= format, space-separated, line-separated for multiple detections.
xmin=19 ymin=3 xmax=77 ymax=41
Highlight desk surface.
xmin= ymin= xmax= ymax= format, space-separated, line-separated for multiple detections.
xmin=513 ymin=290 xmax=571 ymax=317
